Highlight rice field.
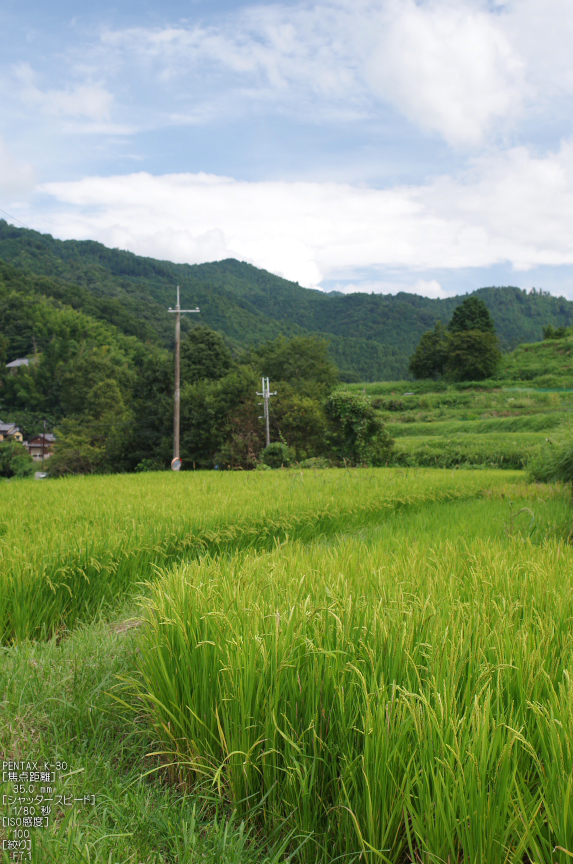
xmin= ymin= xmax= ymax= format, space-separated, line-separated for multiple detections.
xmin=0 ymin=468 xmax=515 ymax=643
xmin=2 ymin=467 xmax=573 ymax=863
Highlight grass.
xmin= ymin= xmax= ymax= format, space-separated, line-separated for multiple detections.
xmin=387 ymin=413 xmax=566 ymax=437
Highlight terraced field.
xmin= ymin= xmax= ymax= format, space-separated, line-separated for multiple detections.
xmin=343 ymin=381 xmax=573 ymax=468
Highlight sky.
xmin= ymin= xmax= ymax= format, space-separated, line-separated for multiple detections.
xmin=2 ymin=0 xmax=573 ymax=298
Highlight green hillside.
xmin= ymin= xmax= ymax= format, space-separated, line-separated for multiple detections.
xmin=1 ymin=220 xmax=573 ymax=380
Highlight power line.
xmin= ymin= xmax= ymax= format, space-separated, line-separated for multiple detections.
xmin=0 ymin=207 xmax=31 ymax=231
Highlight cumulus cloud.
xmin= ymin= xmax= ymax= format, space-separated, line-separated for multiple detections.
xmin=36 ymin=139 xmax=573 ymax=289
xmin=362 ymin=0 xmax=524 ymax=147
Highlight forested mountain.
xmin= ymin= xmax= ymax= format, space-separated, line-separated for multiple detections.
xmin=1 ymin=219 xmax=573 ymax=381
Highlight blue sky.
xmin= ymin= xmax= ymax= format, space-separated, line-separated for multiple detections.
xmin=2 ymin=0 xmax=573 ymax=298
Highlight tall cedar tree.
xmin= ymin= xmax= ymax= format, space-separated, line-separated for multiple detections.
xmin=448 ymin=296 xmax=496 ymax=333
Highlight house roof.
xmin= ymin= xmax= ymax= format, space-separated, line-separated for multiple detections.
xmin=27 ymin=434 xmax=56 ymax=444
xmin=6 ymin=358 xmax=29 ymax=368
xmin=0 ymin=422 xmax=19 ymax=433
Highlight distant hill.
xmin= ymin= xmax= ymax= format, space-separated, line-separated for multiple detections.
xmin=1 ymin=219 xmax=573 ymax=380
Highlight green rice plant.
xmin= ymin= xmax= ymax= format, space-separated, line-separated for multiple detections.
xmin=522 ymin=678 xmax=573 ymax=864
xmin=131 ymin=487 xmax=573 ymax=863
xmin=0 ymin=603 xmax=295 ymax=864
xmin=402 ymin=687 xmax=526 ymax=864
xmin=0 ymin=468 xmax=521 ymax=643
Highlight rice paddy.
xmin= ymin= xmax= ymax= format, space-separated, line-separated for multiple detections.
xmin=2 ymin=466 xmax=573 ymax=862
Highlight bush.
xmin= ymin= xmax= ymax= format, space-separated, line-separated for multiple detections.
xmin=0 ymin=440 xmax=35 ymax=478
xmin=261 ymin=442 xmax=294 ymax=469
xmin=325 ymin=391 xmax=393 ymax=466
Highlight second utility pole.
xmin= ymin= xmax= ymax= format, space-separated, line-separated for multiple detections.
xmin=257 ymin=377 xmax=277 ymax=448
xmin=168 ymin=286 xmax=199 ymax=469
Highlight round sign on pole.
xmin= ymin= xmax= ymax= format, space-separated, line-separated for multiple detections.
xmin=171 ymin=457 xmax=182 ymax=471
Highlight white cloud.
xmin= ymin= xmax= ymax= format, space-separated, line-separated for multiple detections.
xmin=362 ymin=0 xmax=525 ymax=147
xmin=421 ymin=141 xmax=573 ymax=269
xmin=8 ymin=0 xmax=572 ymax=155
xmin=35 ymin=139 xmax=573 ymax=289
xmin=94 ymin=0 xmax=525 ymax=146
xmin=412 ymin=279 xmax=448 ymax=299
xmin=0 ymin=136 xmax=36 ymax=197
xmin=501 ymin=0 xmax=573 ymax=96
xmin=14 ymin=63 xmax=113 ymax=122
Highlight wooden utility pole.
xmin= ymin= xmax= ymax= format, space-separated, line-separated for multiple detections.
xmin=257 ymin=377 xmax=277 ymax=448
xmin=168 ymin=286 xmax=199 ymax=470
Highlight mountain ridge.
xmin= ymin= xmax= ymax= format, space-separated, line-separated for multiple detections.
xmin=1 ymin=219 xmax=572 ymax=380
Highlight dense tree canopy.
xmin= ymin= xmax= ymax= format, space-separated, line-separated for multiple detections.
xmin=249 ymin=335 xmax=339 ymax=397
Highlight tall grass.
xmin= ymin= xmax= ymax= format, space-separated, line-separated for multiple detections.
xmin=528 ymin=423 xmax=573 ymax=484
xmin=132 ymin=483 xmax=573 ymax=863
xmin=0 ymin=468 xmax=517 ymax=643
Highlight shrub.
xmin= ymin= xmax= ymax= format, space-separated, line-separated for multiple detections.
xmin=261 ymin=441 xmax=294 ymax=469
xmin=325 ymin=391 xmax=393 ymax=466
xmin=0 ymin=440 xmax=34 ymax=478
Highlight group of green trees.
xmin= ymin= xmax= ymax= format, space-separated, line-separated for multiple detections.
xmin=408 ymin=297 xmax=502 ymax=381
xmin=43 ymin=329 xmax=392 ymax=476
xmin=542 ymin=324 xmax=571 ymax=340
xmin=0 ymin=254 xmax=393 ymax=475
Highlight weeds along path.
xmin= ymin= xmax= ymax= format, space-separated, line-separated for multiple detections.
xmin=0 ymin=468 xmax=525 ymax=643
xmin=131 ymin=483 xmax=573 ymax=864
